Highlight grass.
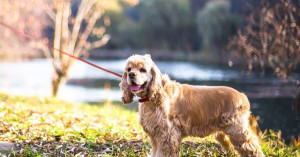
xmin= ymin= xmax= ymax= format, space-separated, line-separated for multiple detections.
xmin=0 ymin=93 xmax=299 ymax=157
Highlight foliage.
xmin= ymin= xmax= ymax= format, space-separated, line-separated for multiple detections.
xmin=0 ymin=93 xmax=299 ymax=156
xmin=228 ymin=0 xmax=300 ymax=78
xmin=249 ymin=115 xmax=300 ymax=156
xmin=102 ymin=1 xmax=145 ymax=49
xmin=196 ymin=0 xmax=241 ymax=51
xmin=103 ymin=0 xmax=200 ymax=51
xmin=137 ymin=0 xmax=199 ymax=51
xmin=260 ymin=130 xmax=300 ymax=156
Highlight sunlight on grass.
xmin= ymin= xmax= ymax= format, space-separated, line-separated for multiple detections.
xmin=0 ymin=93 xmax=299 ymax=156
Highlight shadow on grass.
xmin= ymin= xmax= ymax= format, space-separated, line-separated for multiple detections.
xmin=1 ymin=140 xmax=228 ymax=157
xmin=1 ymin=140 xmax=148 ymax=156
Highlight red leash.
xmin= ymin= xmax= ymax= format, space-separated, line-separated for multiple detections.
xmin=0 ymin=21 xmax=122 ymax=78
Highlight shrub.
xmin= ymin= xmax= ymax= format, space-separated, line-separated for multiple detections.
xmin=196 ymin=0 xmax=241 ymax=51
xmin=103 ymin=0 xmax=200 ymax=51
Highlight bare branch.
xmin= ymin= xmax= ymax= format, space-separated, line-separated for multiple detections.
xmin=61 ymin=0 xmax=71 ymax=68
xmin=67 ymin=0 xmax=94 ymax=56
xmin=84 ymin=34 xmax=111 ymax=51
xmin=74 ymin=4 xmax=104 ymax=57
xmin=53 ymin=0 xmax=63 ymax=71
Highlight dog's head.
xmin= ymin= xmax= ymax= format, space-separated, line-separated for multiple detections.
xmin=119 ymin=54 xmax=163 ymax=104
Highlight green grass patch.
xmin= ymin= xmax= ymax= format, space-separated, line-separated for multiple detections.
xmin=0 ymin=93 xmax=299 ymax=156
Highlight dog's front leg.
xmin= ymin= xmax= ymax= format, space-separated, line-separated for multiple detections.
xmin=154 ymin=135 xmax=181 ymax=157
xmin=149 ymin=136 xmax=158 ymax=157
xmin=155 ymin=142 xmax=180 ymax=157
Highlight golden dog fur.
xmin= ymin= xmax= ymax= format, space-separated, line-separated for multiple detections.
xmin=120 ymin=54 xmax=264 ymax=157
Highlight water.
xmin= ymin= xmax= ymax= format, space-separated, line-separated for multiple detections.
xmin=0 ymin=59 xmax=299 ymax=141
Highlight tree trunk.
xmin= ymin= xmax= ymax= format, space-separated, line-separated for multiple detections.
xmin=51 ymin=70 xmax=66 ymax=97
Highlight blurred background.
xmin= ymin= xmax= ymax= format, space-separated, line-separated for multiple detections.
xmin=0 ymin=0 xmax=299 ymax=142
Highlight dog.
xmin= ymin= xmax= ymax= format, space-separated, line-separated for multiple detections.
xmin=119 ymin=54 xmax=264 ymax=157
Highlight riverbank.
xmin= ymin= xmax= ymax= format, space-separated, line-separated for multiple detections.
xmin=0 ymin=93 xmax=299 ymax=156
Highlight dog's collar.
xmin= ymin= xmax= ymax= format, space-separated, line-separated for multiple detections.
xmin=138 ymin=97 xmax=149 ymax=103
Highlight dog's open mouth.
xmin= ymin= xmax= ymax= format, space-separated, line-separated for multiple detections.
xmin=130 ymin=82 xmax=147 ymax=91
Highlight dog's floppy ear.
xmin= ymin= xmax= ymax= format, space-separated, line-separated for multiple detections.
xmin=149 ymin=61 xmax=164 ymax=104
xmin=119 ymin=72 xmax=134 ymax=104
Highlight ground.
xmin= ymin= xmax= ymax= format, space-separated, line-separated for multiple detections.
xmin=0 ymin=93 xmax=299 ymax=157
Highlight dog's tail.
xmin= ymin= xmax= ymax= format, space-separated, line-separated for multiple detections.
xmin=239 ymin=93 xmax=251 ymax=111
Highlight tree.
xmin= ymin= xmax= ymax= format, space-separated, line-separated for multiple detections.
xmin=228 ymin=0 xmax=300 ymax=78
xmin=196 ymin=0 xmax=241 ymax=51
xmin=46 ymin=0 xmax=111 ymax=96
xmin=137 ymin=0 xmax=199 ymax=51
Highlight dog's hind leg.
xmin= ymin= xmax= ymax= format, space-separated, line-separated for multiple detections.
xmin=224 ymin=115 xmax=264 ymax=157
xmin=215 ymin=132 xmax=235 ymax=154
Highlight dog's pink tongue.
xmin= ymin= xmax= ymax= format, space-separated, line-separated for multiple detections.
xmin=130 ymin=85 xmax=140 ymax=91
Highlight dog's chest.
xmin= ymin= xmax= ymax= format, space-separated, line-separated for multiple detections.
xmin=138 ymin=104 xmax=168 ymax=135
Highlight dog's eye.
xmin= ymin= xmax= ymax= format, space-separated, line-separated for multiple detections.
xmin=140 ymin=68 xmax=146 ymax=73
xmin=127 ymin=68 xmax=131 ymax=72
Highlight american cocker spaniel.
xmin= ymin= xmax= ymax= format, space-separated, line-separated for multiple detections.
xmin=119 ymin=54 xmax=264 ymax=157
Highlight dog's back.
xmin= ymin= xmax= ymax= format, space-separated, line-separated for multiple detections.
xmin=170 ymin=84 xmax=251 ymax=137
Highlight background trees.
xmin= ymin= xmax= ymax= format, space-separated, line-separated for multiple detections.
xmin=196 ymin=0 xmax=241 ymax=51
xmin=137 ymin=0 xmax=199 ymax=51
xmin=104 ymin=0 xmax=199 ymax=51
xmin=228 ymin=0 xmax=300 ymax=78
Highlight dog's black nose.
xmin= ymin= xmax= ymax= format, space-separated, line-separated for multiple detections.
xmin=129 ymin=72 xmax=136 ymax=79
